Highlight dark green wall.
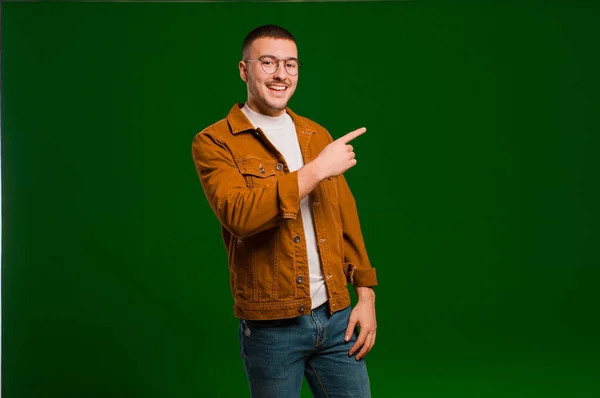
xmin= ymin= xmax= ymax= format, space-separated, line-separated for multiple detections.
xmin=2 ymin=1 xmax=599 ymax=397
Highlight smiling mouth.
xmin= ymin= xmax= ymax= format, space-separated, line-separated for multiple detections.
xmin=266 ymin=84 xmax=288 ymax=92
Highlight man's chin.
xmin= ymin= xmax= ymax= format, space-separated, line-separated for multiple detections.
xmin=265 ymin=100 xmax=289 ymax=113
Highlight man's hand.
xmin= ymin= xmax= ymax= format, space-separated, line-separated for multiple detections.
xmin=345 ymin=287 xmax=377 ymax=360
xmin=312 ymin=127 xmax=366 ymax=179
xmin=298 ymin=127 xmax=366 ymax=199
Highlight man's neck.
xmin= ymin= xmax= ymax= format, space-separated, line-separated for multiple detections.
xmin=242 ymin=103 xmax=290 ymax=133
xmin=245 ymin=100 xmax=285 ymax=117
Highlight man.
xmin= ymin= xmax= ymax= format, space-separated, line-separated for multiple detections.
xmin=191 ymin=25 xmax=378 ymax=397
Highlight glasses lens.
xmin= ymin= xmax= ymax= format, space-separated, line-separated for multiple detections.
xmin=260 ymin=57 xmax=278 ymax=74
xmin=285 ymin=60 xmax=299 ymax=75
xmin=259 ymin=57 xmax=300 ymax=75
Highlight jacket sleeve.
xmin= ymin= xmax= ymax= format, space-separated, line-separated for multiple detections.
xmin=192 ymin=131 xmax=300 ymax=238
xmin=337 ymin=173 xmax=378 ymax=287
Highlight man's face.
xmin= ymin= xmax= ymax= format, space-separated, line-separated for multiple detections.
xmin=240 ymin=38 xmax=299 ymax=117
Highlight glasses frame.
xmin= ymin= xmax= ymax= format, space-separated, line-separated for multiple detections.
xmin=243 ymin=55 xmax=303 ymax=76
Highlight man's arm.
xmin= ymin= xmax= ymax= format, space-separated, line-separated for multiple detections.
xmin=335 ymin=166 xmax=378 ymax=361
xmin=298 ymin=161 xmax=324 ymax=201
xmin=191 ymin=126 xmax=365 ymax=238
xmin=337 ymin=173 xmax=378 ymax=288
xmin=192 ymin=131 xmax=306 ymax=238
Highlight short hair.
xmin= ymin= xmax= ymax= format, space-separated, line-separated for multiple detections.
xmin=242 ymin=24 xmax=296 ymax=58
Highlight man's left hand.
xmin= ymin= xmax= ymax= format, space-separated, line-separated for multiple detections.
xmin=345 ymin=287 xmax=377 ymax=360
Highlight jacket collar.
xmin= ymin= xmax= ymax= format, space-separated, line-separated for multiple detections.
xmin=226 ymin=103 xmax=315 ymax=135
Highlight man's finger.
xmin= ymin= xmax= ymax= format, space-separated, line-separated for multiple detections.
xmin=345 ymin=317 xmax=357 ymax=342
xmin=355 ymin=333 xmax=374 ymax=360
xmin=337 ymin=127 xmax=366 ymax=144
xmin=349 ymin=328 xmax=367 ymax=356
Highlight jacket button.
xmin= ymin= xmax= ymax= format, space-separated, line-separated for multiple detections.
xmin=298 ymin=304 xmax=305 ymax=313
xmin=296 ymin=275 xmax=304 ymax=283
xmin=294 ymin=235 xmax=301 ymax=243
xmin=259 ymin=167 xmax=265 ymax=174
xmin=276 ymin=163 xmax=284 ymax=171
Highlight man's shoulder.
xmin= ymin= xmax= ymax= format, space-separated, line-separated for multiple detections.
xmin=287 ymin=109 xmax=334 ymax=141
xmin=298 ymin=114 xmax=326 ymax=130
xmin=193 ymin=117 xmax=230 ymax=143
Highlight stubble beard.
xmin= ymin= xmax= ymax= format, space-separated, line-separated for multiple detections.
xmin=248 ymin=74 xmax=289 ymax=114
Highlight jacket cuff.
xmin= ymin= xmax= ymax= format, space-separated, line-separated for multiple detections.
xmin=343 ymin=263 xmax=378 ymax=287
xmin=278 ymin=171 xmax=300 ymax=219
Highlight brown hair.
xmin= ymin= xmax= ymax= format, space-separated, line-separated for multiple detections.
xmin=242 ymin=24 xmax=296 ymax=58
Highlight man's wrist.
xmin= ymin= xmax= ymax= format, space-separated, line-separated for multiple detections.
xmin=355 ymin=286 xmax=375 ymax=301
xmin=305 ymin=159 xmax=328 ymax=182
xmin=298 ymin=160 xmax=327 ymax=200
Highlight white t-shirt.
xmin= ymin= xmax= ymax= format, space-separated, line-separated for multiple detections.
xmin=241 ymin=104 xmax=328 ymax=310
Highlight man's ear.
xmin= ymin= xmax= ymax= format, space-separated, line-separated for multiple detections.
xmin=239 ymin=61 xmax=248 ymax=83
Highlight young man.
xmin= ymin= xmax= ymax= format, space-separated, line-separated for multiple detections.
xmin=191 ymin=25 xmax=378 ymax=397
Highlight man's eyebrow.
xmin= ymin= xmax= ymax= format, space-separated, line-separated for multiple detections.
xmin=260 ymin=54 xmax=299 ymax=60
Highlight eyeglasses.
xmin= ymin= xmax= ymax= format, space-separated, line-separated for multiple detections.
xmin=244 ymin=56 xmax=303 ymax=76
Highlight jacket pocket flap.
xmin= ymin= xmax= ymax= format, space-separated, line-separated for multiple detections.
xmin=235 ymin=158 xmax=277 ymax=178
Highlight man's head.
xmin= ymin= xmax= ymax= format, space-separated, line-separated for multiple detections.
xmin=239 ymin=25 xmax=300 ymax=117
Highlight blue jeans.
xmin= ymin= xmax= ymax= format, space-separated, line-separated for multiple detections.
xmin=238 ymin=302 xmax=371 ymax=398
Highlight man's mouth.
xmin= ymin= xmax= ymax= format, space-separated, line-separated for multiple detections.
xmin=266 ymin=84 xmax=288 ymax=92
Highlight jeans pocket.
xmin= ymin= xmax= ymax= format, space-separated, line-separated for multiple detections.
xmin=243 ymin=318 xmax=283 ymax=329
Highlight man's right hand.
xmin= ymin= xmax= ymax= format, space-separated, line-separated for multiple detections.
xmin=311 ymin=127 xmax=366 ymax=179
xmin=297 ymin=127 xmax=366 ymax=200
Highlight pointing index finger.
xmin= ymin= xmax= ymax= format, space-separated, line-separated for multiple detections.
xmin=337 ymin=127 xmax=366 ymax=144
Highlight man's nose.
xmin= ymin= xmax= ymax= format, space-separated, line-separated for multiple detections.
xmin=274 ymin=60 xmax=288 ymax=79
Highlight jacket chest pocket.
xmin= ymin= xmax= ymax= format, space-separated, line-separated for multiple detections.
xmin=235 ymin=157 xmax=279 ymax=189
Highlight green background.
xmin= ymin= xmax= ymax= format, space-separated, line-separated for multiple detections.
xmin=2 ymin=1 xmax=599 ymax=397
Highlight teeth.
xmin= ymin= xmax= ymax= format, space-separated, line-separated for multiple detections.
xmin=267 ymin=85 xmax=286 ymax=91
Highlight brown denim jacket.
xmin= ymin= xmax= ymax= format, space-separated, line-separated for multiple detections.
xmin=191 ymin=104 xmax=377 ymax=320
